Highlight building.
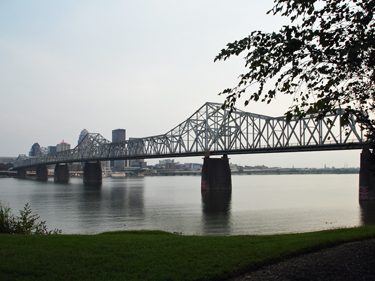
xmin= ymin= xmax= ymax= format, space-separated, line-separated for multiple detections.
xmin=0 ymin=157 xmax=16 ymax=164
xmin=130 ymin=159 xmax=147 ymax=168
xmin=57 ymin=140 xmax=71 ymax=152
xmin=78 ymin=129 xmax=89 ymax=145
xmin=48 ymin=146 xmax=57 ymax=153
xmin=29 ymin=143 xmax=40 ymax=156
xmin=112 ymin=129 xmax=126 ymax=143
xmin=112 ymin=129 xmax=127 ymax=171
xmin=128 ymin=137 xmax=146 ymax=168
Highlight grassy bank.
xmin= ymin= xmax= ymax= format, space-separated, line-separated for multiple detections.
xmin=1 ymin=226 xmax=375 ymax=281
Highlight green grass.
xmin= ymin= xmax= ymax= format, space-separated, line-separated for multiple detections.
xmin=1 ymin=226 xmax=375 ymax=281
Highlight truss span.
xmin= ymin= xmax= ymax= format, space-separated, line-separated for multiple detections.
xmin=14 ymin=102 xmax=365 ymax=168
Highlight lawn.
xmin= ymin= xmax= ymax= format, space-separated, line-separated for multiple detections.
xmin=1 ymin=226 xmax=375 ymax=281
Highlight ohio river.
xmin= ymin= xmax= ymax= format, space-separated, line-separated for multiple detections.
xmin=1 ymin=174 xmax=374 ymax=235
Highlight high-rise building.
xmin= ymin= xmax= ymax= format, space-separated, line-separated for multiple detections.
xmin=29 ymin=143 xmax=40 ymax=156
xmin=48 ymin=146 xmax=57 ymax=153
xmin=112 ymin=129 xmax=127 ymax=171
xmin=112 ymin=129 xmax=126 ymax=143
xmin=57 ymin=140 xmax=71 ymax=152
xmin=78 ymin=129 xmax=89 ymax=145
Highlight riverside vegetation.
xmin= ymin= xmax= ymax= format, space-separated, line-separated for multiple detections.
xmin=0 ymin=202 xmax=61 ymax=235
xmin=1 ymin=202 xmax=375 ymax=281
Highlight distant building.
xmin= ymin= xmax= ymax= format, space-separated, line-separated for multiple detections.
xmin=186 ymin=163 xmax=202 ymax=171
xmin=159 ymin=159 xmax=174 ymax=165
xmin=130 ymin=159 xmax=147 ymax=168
xmin=112 ymin=129 xmax=127 ymax=171
xmin=112 ymin=129 xmax=126 ymax=143
xmin=78 ymin=129 xmax=89 ymax=145
xmin=57 ymin=140 xmax=70 ymax=152
xmin=0 ymin=157 xmax=16 ymax=164
xmin=128 ymin=137 xmax=146 ymax=168
xmin=48 ymin=146 xmax=57 ymax=153
xmin=29 ymin=143 xmax=40 ymax=156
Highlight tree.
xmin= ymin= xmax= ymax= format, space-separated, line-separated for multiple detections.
xmin=215 ymin=0 xmax=375 ymax=141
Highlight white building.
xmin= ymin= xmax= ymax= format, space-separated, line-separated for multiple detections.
xmin=57 ymin=140 xmax=71 ymax=152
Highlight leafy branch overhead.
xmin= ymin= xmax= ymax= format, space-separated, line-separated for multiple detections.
xmin=215 ymin=0 xmax=375 ymax=140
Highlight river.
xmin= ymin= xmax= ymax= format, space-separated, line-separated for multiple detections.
xmin=1 ymin=174 xmax=375 ymax=235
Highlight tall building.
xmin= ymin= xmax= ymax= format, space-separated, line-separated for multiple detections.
xmin=112 ymin=129 xmax=126 ymax=143
xmin=78 ymin=129 xmax=89 ymax=145
xmin=29 ymin=143 xmax=40 ymax=156
xmin=112 ymin=129 xmax=127 ymax=171
xmin=57 ymin=140 xmax=71 ymax=152
xmin=48 ymin=146 xmax=57 ymax=153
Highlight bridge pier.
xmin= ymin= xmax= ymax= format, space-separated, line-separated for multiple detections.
xmin=83 ymin=162 xmax=102 ymax=185
xmin=201 ymin=154 xmax=232 ymax=191
xmin=54 ymin=164 xmax=70 ymax=183
xmin=36 ymin=165 xmax=48 ymax=181
xmin=359 ymin=148 xmax=375 ymax=200
xmin=17 ymin=168 xmax=27 ymax=179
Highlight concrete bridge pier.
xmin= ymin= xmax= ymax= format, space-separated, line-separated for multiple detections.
xmin=201 ymin=154 xmax=232 ymax=191
xmin=83 ymin=161 xmax=102 ymax=185
xmin=36 ymin=165 xmax=48 ymax=181
xmin=54 ymin=164 xmax=70 ymax=183
xmin=359 ymin=148 xmax=375 ymax=200
xmin=17 ymin=168 xmax=27 ymax=179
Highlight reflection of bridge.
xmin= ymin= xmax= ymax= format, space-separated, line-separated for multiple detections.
xmin=13 ymin=102 xmax=366 ymax=189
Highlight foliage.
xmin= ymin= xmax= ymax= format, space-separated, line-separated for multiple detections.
xmin=0 ymin=203 xmax=13 ymax=234
xmin=215 ymin=0 xmax=375 ymax=140
xmin=0 ymin=201 xmax=61 ymax=235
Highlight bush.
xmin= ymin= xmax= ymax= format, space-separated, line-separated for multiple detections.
xmin=0 ymin=202 xmax=61 ymax=235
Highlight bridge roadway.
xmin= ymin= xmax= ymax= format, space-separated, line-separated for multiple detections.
xmin=13 ymin=102 xmax=367 ymax=189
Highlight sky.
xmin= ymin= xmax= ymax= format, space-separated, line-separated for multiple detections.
xmin=0 ymin=0 xmax=362 ymax=168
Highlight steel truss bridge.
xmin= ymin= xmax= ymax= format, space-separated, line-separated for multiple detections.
xmin=14 ymin=102 xmax=365 ymax=169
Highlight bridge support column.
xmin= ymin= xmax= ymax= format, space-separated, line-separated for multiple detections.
xmin=359 ymin=148 xmax=375 ymax=200
xmin=54 ymin=164 xmax=70 ymax=183
xmin=83 ymin=162 xmax=102 ymax=185
xmin=36 ymin=165 xmax=48 ymax=181
xmin=201 ymin=154 xmax=231 ymax=191
xmin=17 ymin=168 xmax=27 ymax=179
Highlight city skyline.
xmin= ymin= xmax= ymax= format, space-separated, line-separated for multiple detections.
xmin=1 ymin=0 xmax=362 ymax=168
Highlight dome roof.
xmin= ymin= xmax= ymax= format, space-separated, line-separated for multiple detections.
xmin=80 ymin=129 xmax=89 ymax=136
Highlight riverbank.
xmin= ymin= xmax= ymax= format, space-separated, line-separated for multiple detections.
xmin=1 ymin=226 xmax=375 ymax=280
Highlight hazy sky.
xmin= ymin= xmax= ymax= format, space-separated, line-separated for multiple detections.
xmin=0 ymin=0 xmax=362 ymax=168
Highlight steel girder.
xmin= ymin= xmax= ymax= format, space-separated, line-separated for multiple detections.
xmin=13 ymin=102 xmax=365 ymax=168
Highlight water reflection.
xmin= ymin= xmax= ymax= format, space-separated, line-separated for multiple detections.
xmin=201 ymin=189 xmax=232 ymax=235
xmin=28 ymin=178 xmax=146 ymax=234
xmin=359 ymin=201 xmax=375 ymax=225
xmin=2 ymin=175 xmax=366 ymax=235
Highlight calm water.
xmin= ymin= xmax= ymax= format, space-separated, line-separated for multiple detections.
xmin=1 ymin=174 xmax=375 ymax=235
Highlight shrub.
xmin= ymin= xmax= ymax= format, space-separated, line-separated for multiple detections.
xmin=0 ymin=201 xmax=61 ymax=235
xmin=0 ymin=202 xmax=13 ymax=234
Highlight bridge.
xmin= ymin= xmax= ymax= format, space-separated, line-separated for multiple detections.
xmin=13 ymin=102 xmax=370 ymax=196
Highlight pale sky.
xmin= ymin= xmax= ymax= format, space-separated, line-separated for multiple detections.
xmin=0 ymin=0 xmax=362 ymax=168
